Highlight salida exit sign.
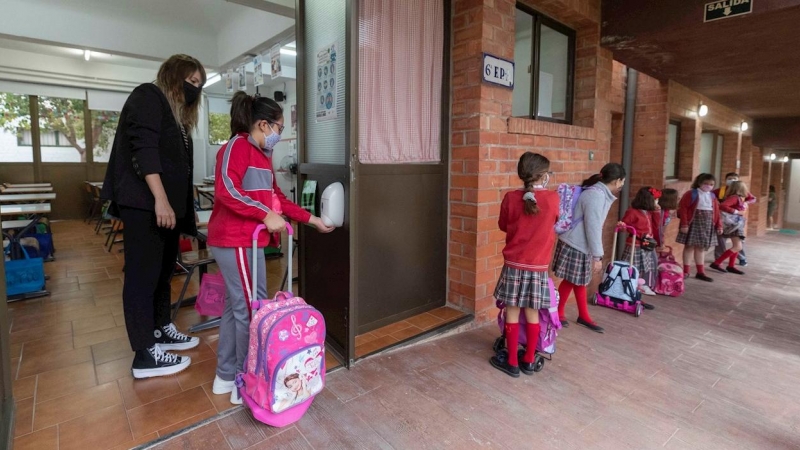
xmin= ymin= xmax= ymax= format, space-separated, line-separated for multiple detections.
xmin=704 ymin=0 xmax=753 ymax=22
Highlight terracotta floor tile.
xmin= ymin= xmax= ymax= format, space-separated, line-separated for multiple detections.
xmin=11 ymin=357 xmax=19 ymax=379
xmin=201 ymin=382 xmax=238 ymax=414
xmin=355 ymin=335 xmax=400 ymax=358
xmin=108 ymin=432 xmax=159 ymax=450
xmin=428 ymin=306 xmax=467 ymax=321
xmin=151 ymin=422 xmax=230 ymax=450
xmin=57 ymin=404 xmax=133 ymax=450
xmin=36 ymin=361 xmax=97 ymax=403
xmin=118 ymin=374 xmax=184 ymax=410
xmin=127 ymin=386 xmax=215 ymax=438
xmin=248 ymin=427 xmax=313 ymax=450
xmin=369 ymin=320 xmax=413 ymax=337
xmin=17 ymin=346 xmax=93 ymax=379
xmin=92 ymin=337 xmax=134 ymax=365
xmin=34 ymin=381 xmax=122 ymax=430
xmin=72 ymin=313 xmax=118 ymax=335
xmin=157 ymin=408 xmax=218 ymax=437
xmin=404 ymin=312 xmax=445 ymax=330
xmin=390 ymin=325 xmax=426 ymax=341
xmin=13 ymin=375 xmax=36 ymax=401
xmin=354 ymin=332 xmax=379 ymax=347
xmin=14 ymin=397 xmax=33 ymax=437
xmin=325 ymin=352 xmax=342 ymax=371
xmin=176 ymin=357 xmax=218 ymax=391
xmin=20 ymin=333 xmax=74 ymax=359
xmin=14 ymin=425 xmax=58 ymax=450
xmin=73 ymin=325 xmax=128 ymax=349
xmin=215 ymin=408 xmax=269 ymax=449
xmin=97 ymin=356 xmax=135 ymax=384
xmin=179 ymin=341 xmax=217 ymax=364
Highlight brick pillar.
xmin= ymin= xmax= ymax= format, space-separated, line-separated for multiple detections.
xmin=720 ymin=132 xmax=739 ymax=178
xmin=739 ymin=136 xmax=753 ymax=179
xmin=678 ymin=119 xmax=701 ymax=181
xmin=630 ymin=74 xmax=668 ymax=192
xmin=747 ymin=145 xmax=766 ymax=236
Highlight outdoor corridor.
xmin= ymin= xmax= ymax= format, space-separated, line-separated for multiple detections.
xmin=138 ymin=230 xmax=800 ymax=450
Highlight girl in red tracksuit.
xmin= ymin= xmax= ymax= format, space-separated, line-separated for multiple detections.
xmin=620 ymin=187 xmax=660 ymax=307
xmin=207 ymin=92 xmax=333 ymax=405
xmin=490 ymin=152 xmax=559 ymax=378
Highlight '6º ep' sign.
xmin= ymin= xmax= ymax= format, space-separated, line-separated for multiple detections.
xmin=483 ymin=54 xmax=514 ymax=89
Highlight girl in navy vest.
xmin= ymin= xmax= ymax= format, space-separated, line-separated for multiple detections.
xmin=490 ymin=152 xmax=559 ymax=377
xmin=676 ymin=173 xmax=723 ymax=281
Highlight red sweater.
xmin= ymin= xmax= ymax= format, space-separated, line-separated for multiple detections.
xmin=719 ymin=195 xmax=746 ymax=214
xmin=677 ymin=189 xmax=722 ymax=233
xmin=207 ymin=133 xmax=311 ymax=248
xmin=620 ymin=208 xmax=653 ymax=246
xmin=499 ymin=189 xmax=559 ymax=271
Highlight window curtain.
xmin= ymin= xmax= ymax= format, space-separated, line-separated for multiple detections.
xmin=358 ymin=0 xmax=443 ymax=164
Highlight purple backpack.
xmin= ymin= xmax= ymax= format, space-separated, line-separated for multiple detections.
xmin=496 ymin=278 xmax=562 ymax=354
xmin=555 ymin=184 xmax=595 ymax=235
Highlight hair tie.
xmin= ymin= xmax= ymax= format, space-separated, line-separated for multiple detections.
xmin=649 ymin=187 xmax=662 ymax=199
xmin=523 ymin=191 xmax=536 ymax=203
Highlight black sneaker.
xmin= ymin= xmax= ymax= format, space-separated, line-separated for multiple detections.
xmin=489 ymin=356 xmax=520 ymax=378
xmin=155 ymin=323 xmax=200 ymax=351
xmin=738 ymin=260 xmax=748 ymax=267
xmin=709 ymin=263 xmax=727 ymax=273
xmin=642 ymin=302 xmax=655 ymax=310
xmin=726 ymin=267 xmax=745 ymax=275
xmin=576 ymin=317 xmax=604 ymax=333
xmin=560 ymin=319 xmax=569 ymax=328
xmin=132 ymin=345 xmax=191 ymax=379
xmin=695 ymin=273 xmax=714 ymax=282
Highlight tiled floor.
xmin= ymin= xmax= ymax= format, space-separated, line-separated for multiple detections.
xmin=8 ymin=220 xmax=338 ymax=450
xmin=144 ymin=230 xmax=800 ymax=450
xmin=355 ymin=307 xmax=468 ymax=358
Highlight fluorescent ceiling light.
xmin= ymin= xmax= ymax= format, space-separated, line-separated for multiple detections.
xmin=280 ymin=48 xmax=297 ymax=56
xmin=740 ymin=121 xmax=749 ymax=132
xmin=770 ymin=153 xmax=776 ymax=160
xmin=205 ymin=73 xmax=221 ymax=87
xmin=783 ymin=156 xmax=789 ymax=163
xmin=698 ymin=103 xmax=708 ymax=117
xmin=84 ymin=50 xmax=91 ymax=61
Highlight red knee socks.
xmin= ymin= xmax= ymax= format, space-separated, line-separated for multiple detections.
xmin=574 ymin=285 xmax=594 ymax=324
xmin=696 ymin=264 xmax=706 ymax=275
xmin=557 ymin=281 xmax=574 ymax=321
xmin=505 ymin=323 xmax=519 ymax=367
xmin=523 ymin=323 xmax=540 ymax=364
xmin=728 ymin=251 xmax=738 ymax=267
xmin=714 ymin=250 xmax=733 ymax=266
xmin=683 ymin=264 xmax=690 ymax=276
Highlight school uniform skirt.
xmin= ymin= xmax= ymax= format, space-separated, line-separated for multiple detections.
xmin=494 ymin=266 xmax=552 ymax=309
xmin=676 ymin=209 xmax=715 ymax=249
xmin=621 ymin=245 xmax=657 ymax=288
xmin=551 ymin=240 xmax=592 ymax=286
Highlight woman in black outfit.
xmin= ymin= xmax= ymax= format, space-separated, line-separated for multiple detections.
xmin=102 ymin=54 xmax=206 ymax=378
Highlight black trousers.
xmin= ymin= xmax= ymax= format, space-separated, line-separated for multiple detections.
xmin=119 ymin=206 xmax=180 ymax=351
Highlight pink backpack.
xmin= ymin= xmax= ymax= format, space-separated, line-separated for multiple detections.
xmin=195 ymin=273 xmax=226 ymax=317
xmin=654 ymin=246 xmax=684 ymax=297
xmin=238 ymin=224 xmax=326 ymax=428
xmin=496 ymin=278 xmax=562 ymax=354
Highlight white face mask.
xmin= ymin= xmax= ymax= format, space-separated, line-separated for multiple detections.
xmin=726 ymin=179 xmax=737 ymax=185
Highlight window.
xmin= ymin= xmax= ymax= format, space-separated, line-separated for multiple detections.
xmin=512 ymin=5 xmax=575 ymax=123
xmin=91 ymin=110 xmax=120 ymax=163
xmin=209 ymin=112 xmax=231 ymax=145
xmin=699 ymin=132 xmax=715 ymax=174
xmin=665 ymin=121 xmax=680 ymax=179
xmin=38 ymin=96 xmax=86 ymax=163
xmin=0 ymin=92 xmax=34 ymax=162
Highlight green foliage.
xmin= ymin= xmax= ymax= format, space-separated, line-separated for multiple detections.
xmin=209 ymin=112 xmax=230 ymax=145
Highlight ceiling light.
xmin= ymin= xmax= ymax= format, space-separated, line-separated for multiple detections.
xmin=280 ymin=48 xmax=297 ymax=56
xmin=285 ymin=41 xmax=296 ymax=49
xmin=740 ymin=121 xmax=748 ymax=132
xmin=783 ymin=156 xmax=789 ymax=163
xmin=84 ymin=50 xmax=91 ymax=61
xmin=770 ymin=153 xmax=776 ymax=161
xmin=698 ymin=103 xmax=708 ymax=117
xmin=205 ymin=73 xmax=221 ymax=87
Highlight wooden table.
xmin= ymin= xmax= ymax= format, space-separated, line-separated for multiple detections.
xmin=195 ymin=184 xmax=215 ymax=208
xmin=2 ymin=187 xmax=54 ymax=194
xmin=0 ymin=193 xmax=57 ymax=204
xmin=2 ymin=183 xmax=51 ymax=188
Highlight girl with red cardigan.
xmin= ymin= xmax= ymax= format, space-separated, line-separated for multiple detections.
xmin=620 ymin=187 xmax=660 ymax=305
xmin=710 ymin=180 xmax=748 ymax=275
xmin=490 ymin=152 xmax=560 ymax=378
xmin=676 ymin=173 xmax=723 ymax=282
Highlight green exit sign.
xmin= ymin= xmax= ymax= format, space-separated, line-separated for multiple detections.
xmin=704 ymin=0 xmax=753 ymax=22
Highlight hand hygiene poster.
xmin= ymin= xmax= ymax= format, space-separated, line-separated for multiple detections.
xmin=315 ymin=41 xmax=338 ymax=122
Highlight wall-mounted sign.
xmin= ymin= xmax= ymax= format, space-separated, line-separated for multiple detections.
xmin=704 ymin=0 xmax=753 ymax=22
xmin=482 ymin=54 xmax=514 ymax=89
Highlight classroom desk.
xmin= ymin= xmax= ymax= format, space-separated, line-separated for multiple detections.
xmin=1 ymin=203 xmax=51 ymax=260
xmin=0 ymin=193 xmax=57 ymax=204
xmin=1 ymin=187 xmax=54 ymax=194
xmin=2 ymin=183 xmax=51 ymax=188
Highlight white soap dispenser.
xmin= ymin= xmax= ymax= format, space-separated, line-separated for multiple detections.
xmin=320 ymin=182 xmax=344 ymax=227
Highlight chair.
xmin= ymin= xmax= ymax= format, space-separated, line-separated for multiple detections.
xmin=105 ymin=218 xmax=124 ymax=253
xmin=84 ymin=183 xmax=101 ymax=224
xmin=170 ymin=245 xmax=216 ymax=321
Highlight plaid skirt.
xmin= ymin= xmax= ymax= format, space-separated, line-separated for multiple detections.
xmin=621 ymin=245 xmax=657 ymax=288
xmin=551 ymin=240 xmax=592 ymax=286
xmin=676 ymin=210 xmax=715 ymax=249
xmin=494 ymin=266 xmax=552 ymax=309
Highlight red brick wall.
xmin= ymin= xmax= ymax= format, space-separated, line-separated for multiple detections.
xmin=678 ymin=119 xmax=701 ymax=181
xmin=629 ymin=73 xmax=668 ymax=193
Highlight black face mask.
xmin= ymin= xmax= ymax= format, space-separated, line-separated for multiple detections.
xmin=183 ymin=81 xmax=201 ymax=105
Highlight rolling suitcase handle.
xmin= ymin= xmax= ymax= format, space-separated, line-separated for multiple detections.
xmin=251 ymin=223 xmax=295 ymax=310
xmin=611 ymin=224 xmax=637 ymax=265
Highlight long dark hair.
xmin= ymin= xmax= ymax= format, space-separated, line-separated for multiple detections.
xmin=155 ymin=54 xmax=206 ymax=132
xmin=691 ymin=173 xmax=716 ymax=189
xmin=631 ymin=187 xmax=657 ymax=211
xmin=582 ymin=163 xmax=626 ymax=188
xmin=517 ymin=152 xmax=550 ymax=215
xmin=660 ymin=188 xmax=679 ymax=210
xmin=229 ymin=92 xmax=284 ymax=138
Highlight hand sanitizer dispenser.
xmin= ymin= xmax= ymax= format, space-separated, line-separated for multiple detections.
xmin=320 ymin=182 xmax=344 ymax=227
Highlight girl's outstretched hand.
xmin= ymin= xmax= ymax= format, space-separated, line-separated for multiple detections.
xmin=309 ymin=216 xmax=335 ymax=233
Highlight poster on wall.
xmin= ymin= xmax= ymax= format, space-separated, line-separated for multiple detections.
xmin=315 ymin=41 xmax=338 ymax=122
xmin=291 ymin=104 xmax=297 ymax=135
xmin=254 ymin=55 xmax=264 ymax=87
xmin=270 ymin=44 xmax=282 ymax=79
xmin=226 ymin=69 xmax=234 ymax=93
xmin=237 ymin=65 xmax=247 ymax=91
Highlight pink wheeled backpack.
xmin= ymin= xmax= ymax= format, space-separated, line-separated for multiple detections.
xmin=492 ymin=277 xmax=562 ymax=372
xmin=237 ymin=224 xmax=326 ymax=428
xmin=654 ymin=246 xmax=684 ymax=297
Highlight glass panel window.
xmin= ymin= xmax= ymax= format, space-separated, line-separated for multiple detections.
xmin=91 ymin=110 xmax=120 ymax=163
xmin=512 ymin=5 xmax=575 ymax=124
xmin=699 ymin=132 xmax=714 ymax=174
xmin=209 ymin=112 xmax=231 ymax=145
xmin=665 ymin=122 xmax=679 ymax=178
xmin=38 ymin=96 xmax=86 ymax=163
xmin=0 ymin=92 xmax=34 ymax=162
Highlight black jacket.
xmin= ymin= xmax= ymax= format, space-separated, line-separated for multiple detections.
xmin=101 ymin=83 xmax=196 ymax=235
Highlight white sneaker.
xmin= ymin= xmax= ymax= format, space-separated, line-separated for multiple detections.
xmin=212 ymin=375 xmax=235 ymax=395
xmin=640 ymin=285 xmax=656 ymax=296
xmin=230 ymin=387 xmax=243 ymax=405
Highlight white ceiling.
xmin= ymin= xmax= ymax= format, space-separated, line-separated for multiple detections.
xmin=0 ymin=37 xmax=163 ymax=70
